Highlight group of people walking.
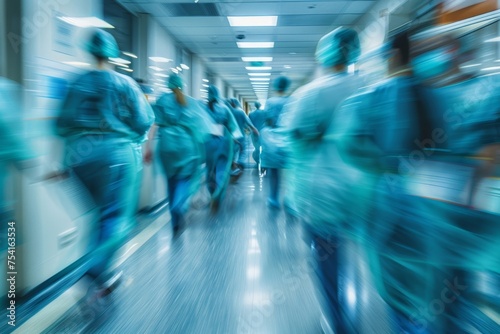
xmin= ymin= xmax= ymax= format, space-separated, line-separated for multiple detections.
xmin=2 ymin=23 xmax=498 ymax=333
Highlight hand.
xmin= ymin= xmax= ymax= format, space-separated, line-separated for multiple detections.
xmin=143 ymin=149 xmax=153 ymax=164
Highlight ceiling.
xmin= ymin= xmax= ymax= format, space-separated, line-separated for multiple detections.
xmin=117 ymin=0 xmax=378 ymax=101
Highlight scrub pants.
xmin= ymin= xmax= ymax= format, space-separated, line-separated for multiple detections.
xmin=69 ymin=139 xmax=136 ymax=286
xmin=236 ymin=136 xmax=248 ymax=167
xmin=251 ymin=134 xmax=260 ymax=166
xmin=268 ymin=168 xmax=280 ymax=206
xmin=310 ymin=232 xmax=352 ymax=334
xmin=205 ymin=135 xmax=232 ymax=205
xmin=166 ymin=176 xmax=190 ymax=229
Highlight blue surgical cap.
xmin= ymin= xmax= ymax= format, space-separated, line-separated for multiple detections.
xmin=315 ymin=27 xmax=361 ymax=67
xmin=208 ymin=85 xmax=220 ymax=102
xmin=85 ymin=29 xmax=120 ymax=59
xmin=273 ymin=76 xmax=291 ymax=92
xmin=168 ymin=74 xmax=183 ymax=90
xmin=230 ymin=98 xmax=241 ymax=109
xmin=254 ymin=101 xmax=261 ymax=109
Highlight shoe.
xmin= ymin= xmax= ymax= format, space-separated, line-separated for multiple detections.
xmin=210 ymin=199 xmax=220 ymax=213
xmin=82 ymin=272 xmax=122 ymax=315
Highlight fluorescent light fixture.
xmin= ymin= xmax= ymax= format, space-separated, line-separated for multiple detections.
xmin=228 ymin=16 xmax=278 ymax=27
xmin=248 ymin=73 xmax=271 ymax=76
xmin=58 ymin=16 xmax=114 ymax=28
xmin=171 ymin=68 xmax=179 ymax=74
xmin=202 ymin=79 xmax=209 ymax=82
xmin=461 ymin=63 xmax=481 ymax=68
xmin=110 ymin=58 xmax=131 ymax=65
xmin=122 ymin=52 xmax=137 ymax=58
xmin=63 ymin=61 xmax=91 ymax=67
xmin=242 ymin=57 xmax=273 ymax=62
xmin=154 ymin=73 xmax=169 ymax=78
xmin=250 ymin=78 xmax=271 ymax=81
xmin=149 ymin=57 xmax=173 ymax=63
xmin=109 ymin=61 xmax=129 ymax=68
xmin=246 ymin=66 xmax=272 ymax=71
xmin=149 ymin=66 xmax=164 ymax=71
xmin=284 ymin=65 xmax=292 ymax=69
xmin=481 ymin=66 xmax=500 ymax=71
xmin=200 ymin=89 xmax=208 ymax=92
xmin=176 ymin=66 xmax=182 ymax=71
xmin=485 ymin=37 xmax=500 ymax=42
xmin=238 ymin=42 xmax=274 ymax=49
xmin=119 ymin=68 xmax=133 ymax=72
xmin=203 ymin=84 xmax=209 ymax=87
xmin=180 ymin=64 xmax=190 ymax=70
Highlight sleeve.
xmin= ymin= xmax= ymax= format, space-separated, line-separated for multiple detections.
xmin=123 ymin=79 xmax=155 ymax=136
xmin=55 ymin=81 xmax=80 ymax=137
xmin=244 ymin=112 xmax=255 ymax=130
xmin=286 ymin=88 xmax=325 ymax=140
xmin=225 ymin=106 xmax=243 ymax=139
xmin=334 ymin=89 xmax=384 ymax=172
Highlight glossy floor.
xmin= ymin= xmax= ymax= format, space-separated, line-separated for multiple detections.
xmin=37 ymin=171 xmax=394 ymax=334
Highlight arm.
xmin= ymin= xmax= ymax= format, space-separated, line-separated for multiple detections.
xmin=143 ymin=124 xmax=158 ymax=164
xmin=123 ymin=79 xmax=155 ymax=137
xmin=244 ymin=112 xmax=259 ymax=135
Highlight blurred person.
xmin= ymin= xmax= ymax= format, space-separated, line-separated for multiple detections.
xmin=56 ymin=29 xmax=154 ymax=303
xmin=249 ymin=101 xmax=266 ymax=171
xmin=144 ymin=74 xmax=210 ymax=234
xmin=410 ymin=33 xmax=500 ymax=333
xmin=204 ymin=86 xmax=240 ymax=212
xmin=283 ymin=27 xmax=363 ymax=333
xmin=260 ymin=76 xmax=291 ymax=209
xmin=228 ymin=98 xmax=259 ymax=176
xmin=337 ymin=31 xmax=442 ymax=333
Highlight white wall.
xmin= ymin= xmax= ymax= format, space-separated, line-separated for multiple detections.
xmin=191 ymin=54 xmax=206 ymax=99
xmin=355 ymin=0 xmax=410 ymax=52
xmin=0 ymin=0 xmax=5 ymax=77
xmin=17 ymin=0 xmax=103 ymax=295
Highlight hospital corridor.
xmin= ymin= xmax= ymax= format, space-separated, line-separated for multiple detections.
xmin=1 ymin=0 xmax=500 ymax=333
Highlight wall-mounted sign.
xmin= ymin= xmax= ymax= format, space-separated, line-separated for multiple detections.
xmin=442 ymin=0 xmax=487 ymax=12
xmin=53 ymin=12 xmax=76 ymax=56
xmin=438 ymin=0 xmax=497 ymax=24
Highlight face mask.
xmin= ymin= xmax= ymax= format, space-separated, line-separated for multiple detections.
xmin=412 ymin=46 xmax=454 ymax=81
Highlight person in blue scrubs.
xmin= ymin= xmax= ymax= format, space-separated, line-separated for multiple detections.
xmin=249 ymin=101 xmax=266 ymax=170
xmin=228 ymin=98 xmax=259 ymax=174
xmin=56 ymin=29 xmax=154 ymax=298
xmin=260 ymin=76 xmax=291 ymax=208
xmin=144 ymin=74 xmax=209 ymax=234
xmin=411 ymin=34 xmax=500 ymax=333
xmin=204 ymin=86 xmax=240 ymax=212
xmin=283 ymin=27 xmax=363 ymax=334
xmin=338 ymin=31 xmax=442 ymax=334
